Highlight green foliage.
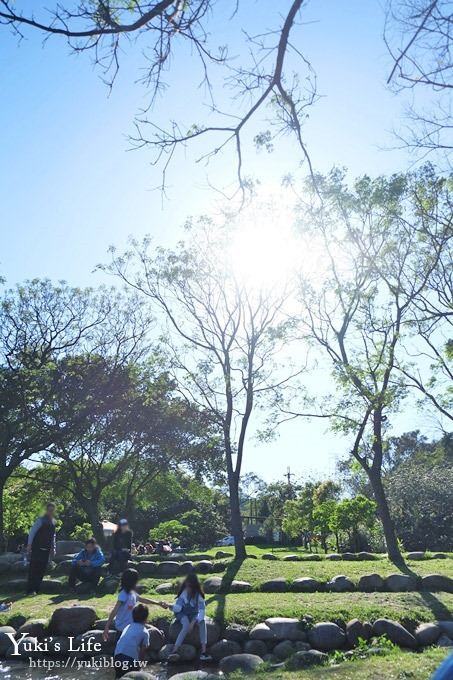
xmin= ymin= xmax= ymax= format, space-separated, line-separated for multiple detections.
xmin=281 ymin=481 xmax=316 ymax=538
xmin=335 ymin=496 xmax=376 ymax=551
xmin=149 ymin=520 xmax=188 ymax=543
xmin=179 ymin=508 xmax=227 ymax=549
xmin=373 ymin=635 xmax=398 ymax=652
xmin=2 ymin=477 xmax=44 ymax=548
xmin=282 ymin=480 xmax=340 ymax=545
xmin=282 ymin=478 xmax=376 ymax=552
xmin=70 ymin=523 xmax=94 ymax=541
xmin=259 ymin=481 xmax=299 ymax=538
xmin=386 ymin=458 xmax=453 ymax=551
xmin=336 ymin=496 xmax=376 ymax=533
xmin=313 ymin=500 xmax=338 ymax=548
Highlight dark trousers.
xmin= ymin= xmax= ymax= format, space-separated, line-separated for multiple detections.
xmin=114 ymin=653 xmax=137 ymax=678
xmin=109 ymin=549 xmax=131 ymax=573
xmin=68 ymin=564 xmax=101 ymax=589
xmin=26 ymin=548 xmax=50 ymax=594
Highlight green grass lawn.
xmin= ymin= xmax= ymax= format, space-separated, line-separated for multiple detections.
xmin=257 ymin=648 xmax=451 ymax=679
xmin=193 ymin=556 xmax=453 ymax=587
xmin=201 ymin=591 xmax=453 ymax=627
xmin=188 ymin=545 xmax=452 ymax=560
xmin=6 ymin=555 xmax=452 ymax=596
xmin=0 ymin=553 xmax=450 ymax=632
xmin=0 ymin=584 xmax=451 ymax=679
xmin=130 ymin=555 xmax=453 ymax=594
xmin=1 ymin=588 xmax=452 ymax=629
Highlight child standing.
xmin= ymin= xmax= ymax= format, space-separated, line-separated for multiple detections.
xmin=103 ymin=569 xmax=160 ymax=641
xmin=113 ymin=603 xmax=150 ymax=678
xmin=162 ymin=573 xmax=211 ymax=662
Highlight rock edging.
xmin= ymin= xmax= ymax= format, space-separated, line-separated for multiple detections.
xmin=0 ymin=610 xmax=452 ymax=669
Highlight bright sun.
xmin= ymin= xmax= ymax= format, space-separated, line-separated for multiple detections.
xmin=227 ymin=195 xmax=300 ymax=289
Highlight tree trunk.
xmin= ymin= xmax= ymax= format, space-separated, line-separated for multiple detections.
xmin=369 ymin=409 xmax=404 ymax=565
xmin=85 ymin=504 xmax=105 ymax=548
xmin=368 ymin=467 xmax=403 ymax=565
xmin=0 ymin=476 xmax=6 ymax=553
xmin=228 ymin=472 xmax=246 ymax=560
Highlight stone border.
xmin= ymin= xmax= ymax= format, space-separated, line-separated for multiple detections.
xmin=186 ymin=573 xmax=453 ymax=595
xmin=3 ymin=569 xmax=453 ymax=599
xmin=260 ymin=551 xmax=449 ymax=562
xmin=4 ymin=571 xmax=452 ymax=597
xmin=1 ymin=549 xmax=448 ymax=581
xmin=0 ymin=610 xmax=451 ymax=671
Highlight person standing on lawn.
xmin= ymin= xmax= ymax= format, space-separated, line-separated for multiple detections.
xmin=68 ymin=538 xmax=105 ymax=592
xmin=26 ymin=502 xmax=57 ymax=595
xmin=109 ymin=519 xmax=133 ymax=573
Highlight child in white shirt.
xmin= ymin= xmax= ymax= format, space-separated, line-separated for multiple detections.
xmin=103 ymin=568 xmax=160 ymax=640
xmin=114 ymin=603 xmax=149 ymax=678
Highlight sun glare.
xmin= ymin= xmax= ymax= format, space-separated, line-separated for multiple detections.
xmin=227 ymin=197 xmax=300 ymax=289
xmin=224 ymin=189 xmax=332 ymax=293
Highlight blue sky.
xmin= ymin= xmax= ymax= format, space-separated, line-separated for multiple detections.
xmin=0 ymin=0 xmax=440 ymax=483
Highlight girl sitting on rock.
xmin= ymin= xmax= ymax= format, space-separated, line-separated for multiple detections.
xmin=161 ymin=573 xmax=211 ymax=662
xmin=103 ymin=568 xmax=161 ymax=641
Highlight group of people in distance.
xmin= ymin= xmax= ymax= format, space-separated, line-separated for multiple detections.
xmin=25 ymin=503 xmax=210 ymax=677
xmin=133 ymin=540 xmax=172 ymax=557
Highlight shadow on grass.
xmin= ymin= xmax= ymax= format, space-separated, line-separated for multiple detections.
xmin=205 ymin=558 xmax=245 ymax=626
xmin=417 ymin=590 xmax=453 ymax=622
xmin=391 ymin=560 xmax=452 ymax=621
xmin=48 ymin=592 xmax=98 ymax=605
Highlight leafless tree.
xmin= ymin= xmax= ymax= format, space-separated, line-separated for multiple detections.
xmin=0 ymin=1 xmax=317 ymax=194
xmin=101 ymin=217 xmax=300 ymax=559
xmin=385 ymin=0 xmax=453 ymax=161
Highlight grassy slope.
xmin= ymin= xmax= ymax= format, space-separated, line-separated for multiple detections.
xmin=204 ymin=591 xmax=453 ymax=627
xmin=0 ymin=553 xmax=450 ymax=629
xmin=197 ymin=556 xmax=453 ymax=586
xmin=256 ymin=648 xmax=451 ymax=680
xmin=189 ymin=546 xmax=452 ymax=560
xmin=1 ymin=589 xmax=453 ymax=629
xmin=131 ymin=555 xmax=453 ymax=594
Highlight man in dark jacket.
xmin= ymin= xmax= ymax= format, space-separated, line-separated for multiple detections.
xmin=109 ymin=519 xmax=133 ymax=574
xmin=68 ymin=538 xmax=105 ymax=592
xmin=26 ymin=502 xmax=57 ymax=595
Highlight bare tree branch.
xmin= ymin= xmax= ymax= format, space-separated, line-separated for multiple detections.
xmin=1 ymin=0 xmax=318 ymax=195
xmin=385 ymin=0 xmax=453 ymax=161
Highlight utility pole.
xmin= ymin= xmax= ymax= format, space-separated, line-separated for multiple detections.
xmin=284 ymin=466 xmax=295 ymax=486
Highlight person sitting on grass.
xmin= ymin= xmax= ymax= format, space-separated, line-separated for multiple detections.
xmin=68 ymin=538 xmax=105 ymax=593
xmin=103 ymin=568 xmax=163 ymax=641
xmin=160 ymin=573 xmax=211 ymax=663
xmin=113 ymin=603 xmax=150 ymax=678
